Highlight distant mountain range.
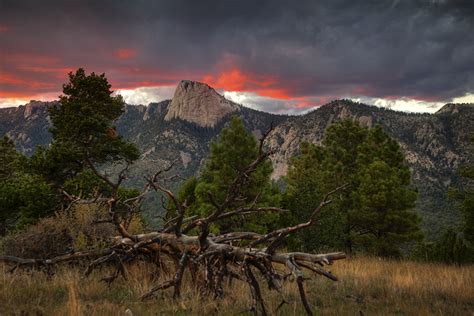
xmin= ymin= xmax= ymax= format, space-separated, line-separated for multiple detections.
xmin=1 ymin=80 xmax=473 ymax=238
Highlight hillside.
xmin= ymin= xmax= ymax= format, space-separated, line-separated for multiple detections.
xmin=267 ymin=100 xmax=474 ymax=237
xmin=0 ymin=81 xmax=472 ymax=237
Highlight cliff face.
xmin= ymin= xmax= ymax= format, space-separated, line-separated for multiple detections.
xmin=0 ymin=84 xmax=472 ymax=237
xmin=0 ymin=101 xmax=54 ymax=155
xmin=268 ymin=101 xmax=473 ymax=180
xmin=164 ymin=80 xmax=240 ymax=127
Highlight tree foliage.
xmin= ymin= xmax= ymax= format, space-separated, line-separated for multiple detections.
xmin=353 ymin=160 xmax=420 ymax=256
xmin=172 ymin=117 xmax=280 ymax=233
xmin=33 ymin=68 xmax=140 ymax=195
xmin=282 ymin=142 xmax=345 ymax=252
xmin=284 ymin=120 xmax=421 ymax=257
xmin=0 ymin=136 xmax=56 ymax=234
xmin=50 ymin=68 xmax=139 ymax=164
xmin=1 ymin=69 xmax=141 ymax=234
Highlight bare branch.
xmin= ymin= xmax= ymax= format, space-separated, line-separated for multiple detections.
xmin=2 ymin=155 xmax=348 ymax=315
xmin=250 ymin=183 xmax=349 ymax=250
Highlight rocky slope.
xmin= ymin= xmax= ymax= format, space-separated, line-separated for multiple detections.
xmin=267 ymin=100 xmax=473 ymax=236
xmin=0 ymin=82 xmax=472 ymax=237
xmin=0 ymin=100 xmax=55 ymax=155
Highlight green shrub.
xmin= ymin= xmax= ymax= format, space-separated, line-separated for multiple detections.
xmin=1 ymin=204 xmax=144 ymax=259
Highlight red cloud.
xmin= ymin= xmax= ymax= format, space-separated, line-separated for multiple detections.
xmin=203 ymin=68 xmax=294 ymax=100
xmin=1 ymin=51 xmax=304 ymax=104
xmin=0 ymin=73 xmax=25 ymax=85
xmin=0 ymin=25 xmax=8 ymax=33
xmin=0 ymin=48 xmax=445 ymax=110
xmin=0 ymin=52 xmax=60 ymax=64
xmin=114 ymin=48 xmax=137 ymax=60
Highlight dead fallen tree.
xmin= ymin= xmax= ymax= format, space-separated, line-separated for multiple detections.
xmin=0 ymin=127 xmax=347 ymax=316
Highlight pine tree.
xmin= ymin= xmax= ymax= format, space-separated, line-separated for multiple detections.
xmin=179 ymin=117 xmax=280 ymax=234
xmin=321 ymin=120 xmax=369 ymax=252
xmin=0 ymin=136 xmax=55 ymax=234
xmin=32 ymin=68 xmax=140 ymax=193
xmin=284 ymin=120 xmax=421 ymax=256
xmin=0 ymin=136 xmax=22 ymax=181
xmin=283 ymin=142 xmax=345 ymax=251
xmin=350 ymin=125 xmax=421 ymax=257
xmin=1 ymin=69 xmax=141 ymax=234
xmin=352 ymin=160 xmax=421 ymax=257
xmin=50 ymin=68 xmax=139 ymax=163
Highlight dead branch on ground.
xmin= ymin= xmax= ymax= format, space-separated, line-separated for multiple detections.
xmin=0 ymin=125 xmax=347 ymax=316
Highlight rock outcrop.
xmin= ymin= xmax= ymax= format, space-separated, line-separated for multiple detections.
xmin=23 ymin=100 xmax=48 ymax=119
xmin=0 ymin=101 xmax=52 ymax=155
xmin=164 ymin=80 xmax=240 ymax=127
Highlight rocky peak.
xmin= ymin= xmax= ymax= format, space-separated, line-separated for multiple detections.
xmin=23 ymin=100 xmax=49 ymax=119
xmin=313 ymin=100 xmax=374 ymax=127
xmin=164 ymin=80 xmax=240 ymax=127
xmin=143 ymin=101 xmax=169 ymax=121
xmin=435 ymin=103 xmax=474 ymax=115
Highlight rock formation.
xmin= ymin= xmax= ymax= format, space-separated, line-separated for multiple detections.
xmin=164 ymin=80 xmax=240 ymax=127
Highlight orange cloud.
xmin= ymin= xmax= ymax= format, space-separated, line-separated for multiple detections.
xmin=0 ymin=73 xmax=25 ymax=85
xmin=0 ymin=50 xmax=315 ymax=108
xmin=17 ymin=66 xmax=78 ymax=80
xmin=255 ymin=88 xmax=293 ymax=100
xmin=0 ymin=90 xmax=58 ymax=99
xmin=203 ymin=68 xmax=294 ymax=100
xmin=0 ymin=52 xmax=59 ymax=64
xmin=114 ymin=48 xmax=137 ymax=60
xmin=0 ymin=52 xmax=72 ymax=100
xmin=0 ymin=25 xmax=8 ymax=33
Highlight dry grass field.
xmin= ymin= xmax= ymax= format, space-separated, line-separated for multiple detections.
xmin=1 ymin=256 xmax=473 ymax=315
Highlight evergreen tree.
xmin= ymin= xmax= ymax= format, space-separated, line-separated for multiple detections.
xmin=352 ymin=160 xmax=421 ymax=257
xmin=51 ymin=68 xmax=139 ymax=162
xmin=1 ymin=69 xmax=140 ymax=234
xmin=283 ymin=120 xmax=421 ymax=256
xmin=32 ymin=68 xmax=140 ymax=194
xmin=321 ymin=120 xmax=369 ymax=252
xmin=350 ymin=126 xmax=421 ymax=257
xmin=0 ymin=137 xmax=55 ymax=234
xmin=0 ymin=136 xmax=23 ymax=181
xmin=283 ymin=142 xmax=345 ymax=251
xmin=178 ymin=117 xmax=280 ymax=234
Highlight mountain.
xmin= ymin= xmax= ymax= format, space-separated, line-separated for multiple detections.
xmin=267 ymin=100 xmax=473 ymax=237
xmin=1 ymin=81 xmax=473 ymax=237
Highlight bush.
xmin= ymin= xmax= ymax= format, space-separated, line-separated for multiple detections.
xmin=411 ymin=228 xmax=473 ymax=265
xmin=0 ymin=204 xmax=144 ymax=259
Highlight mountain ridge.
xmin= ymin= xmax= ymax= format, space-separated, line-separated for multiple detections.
xmin=1 ymin=82 xmax=473 ymax=237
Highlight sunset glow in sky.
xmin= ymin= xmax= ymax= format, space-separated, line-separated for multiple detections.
xmin=1 ymin=0 xmax=473 ymax=114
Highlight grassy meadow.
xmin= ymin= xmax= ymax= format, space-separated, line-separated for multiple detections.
xmin=1 ymin=256 xmax=473 ymax=315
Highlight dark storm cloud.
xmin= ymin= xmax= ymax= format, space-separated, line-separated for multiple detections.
xmin=1 ymin=0 xmax=473 ymax=104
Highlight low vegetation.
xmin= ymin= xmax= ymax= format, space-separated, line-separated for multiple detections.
xmin=1 ymin=257 xmax=472 ymax=315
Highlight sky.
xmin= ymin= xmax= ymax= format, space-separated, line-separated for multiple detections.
xmin=1 ymin=0 xmax=473 ymax=114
